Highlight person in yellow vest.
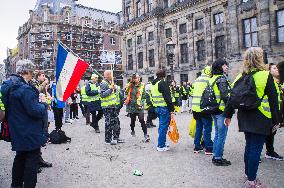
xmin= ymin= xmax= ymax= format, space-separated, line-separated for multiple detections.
xmin=151 ymin=69 xmax=175 ymax=151
xmin=209 ymin=59 xmax=231 ymax=166
xmin=224 ymin=47 xmax=281 ymax=188
xmin=145 ymin=82 xmax=157 ymax=128
xmin=264 ymin=63 xmax=283 ymax=160
xmin=81 ymin=83 xmax=91 ymax=125
xmin=125 ymin=73 xmax=150 ymax=142
xmin=100 ymin=70 xmax=123 ymax=145
xmin=86 ymin=74 xmax=103 ymax=133
xmin=191 ymin=66 xmax=214 ymax=155
xmin=114 ymin=79 xmax=124 ymax=142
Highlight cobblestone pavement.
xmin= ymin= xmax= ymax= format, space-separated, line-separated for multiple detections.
xmin=0 ymin=108 xmax=284 ymax=188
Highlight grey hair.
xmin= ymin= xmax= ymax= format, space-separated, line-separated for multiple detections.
xmin=16 ymin=59 xmax=35 ymax=75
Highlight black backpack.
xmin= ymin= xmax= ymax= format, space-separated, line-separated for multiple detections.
xmin=229 ymin=71 xmax=264 ymax=110
xmin=200 ymin=76 xmax=221 ymax=114
xmin=49 ymin=130 xmax=71 ymax=144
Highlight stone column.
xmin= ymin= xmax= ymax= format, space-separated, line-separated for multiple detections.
xmin=258 ymin=0 xmax=271 ymax=51
xmin=226 ymin=0 xmax=241 ymax=57
xmin=203 ymin=7 xmax=213 ymax=64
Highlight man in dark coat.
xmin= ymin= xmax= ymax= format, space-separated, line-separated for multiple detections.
xmin=2 ymin=60 xmax=48 ymax=188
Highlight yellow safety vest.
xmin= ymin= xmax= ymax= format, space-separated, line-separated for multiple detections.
xmin=101 ymin=80 xmax=117 ymax=107
xmin=89 ymin=83 xmax=101 ymax=102
xmin=81 ymin=86 xmax=91 ymax=102
xmin=151 ymin=80 xmax=167 ymax=107
xmin=233 ymin=71 xmax=271 ymax=118
xmin=209 ymin=75 xmax=226 ymax=111
xmin=191 ymin=74 xmax=211 ymax=112
xmin=0 ymin=92 xmax=5 ymax=111
xmin=137 ymin=83 xmax=145 ymax=107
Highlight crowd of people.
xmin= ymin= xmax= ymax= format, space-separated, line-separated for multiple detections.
xmin=1 ymin=46 xmax=283 ymax=188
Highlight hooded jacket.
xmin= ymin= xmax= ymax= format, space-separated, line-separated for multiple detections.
xmin=1 ymin=74 xmax=48 ymax=151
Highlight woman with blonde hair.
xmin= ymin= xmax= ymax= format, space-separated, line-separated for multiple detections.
xmin=224 ymin=47 xmax=281 ymax=188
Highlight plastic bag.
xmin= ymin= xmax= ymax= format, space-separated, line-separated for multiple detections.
xmin=168 ymin=117 xmax=180 ymax=144
xmin=188 ymin=118 xmax=196 ymax=138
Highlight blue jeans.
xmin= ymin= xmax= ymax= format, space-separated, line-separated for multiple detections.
xmin=194 ymin=116 xmax=213 ymax=150
xmin=244 ymin=132 xmax=266 ymax=181
xmin=212 ymin=114 xmax=228 ymax=159
xmin=155 ymin=107 xmax=170 ymax=148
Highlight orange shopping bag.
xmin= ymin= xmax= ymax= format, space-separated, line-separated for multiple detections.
xmin=168 ymin=116 xmax=180 ymax=144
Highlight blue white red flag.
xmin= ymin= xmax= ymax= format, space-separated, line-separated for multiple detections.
xmin=56 ymin=43 xmax=89 ymax=102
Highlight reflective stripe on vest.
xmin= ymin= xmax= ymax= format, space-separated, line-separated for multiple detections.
xmin=151 ymin=80 xmax=167 ymax=107
xmin=254 ymin=71 xmax=271 ymax=118
xmin=191 ymin=74 xmax=211 ymax=112
xmin=101 ymin=80 xmax=116 ymax=107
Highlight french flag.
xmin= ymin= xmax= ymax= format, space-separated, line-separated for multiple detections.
xmin=56 ymin=42 xmax=89 ymax=102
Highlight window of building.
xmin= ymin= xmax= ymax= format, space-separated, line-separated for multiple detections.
xmin=180 ymin=43 xmax=189 ymax=64
xmin=138 ymin=52 xmax=143 ymax=69
xmin=136 ymin=1 xmax=142 ymax=17
xmin=215 ymin=35 xmax=226 ymax=58
xmin=179 ymin=23 xmax=187 ymax=34
xmin=149 ymin=49 xmax=155 ymax=67
xmin=243 ymin=17 xmax=258 ymax=47
xmin=65 ymin=33 xmax=71 ymax=40
xmin=126 ymin=6 xmax=131 ymax=20
xmin=197 ymin=40 xmax=206 ymax=61
xmin=148 ymin=0 xmax=153 ymax=12
xmin=195 ymin=18 xmax=204 ymax=30
xmin=148 ymin=31 xmax=154 ymax=41
xmin=85 ymin=19 xmax=92 ymax=27
xmin=180 ymin=74 xmax=188 ymax=83
xmin=214 ymin=12 xmax=224 ymax=25
xmin=127 ymin=39 xmax=132 ymax=48
xmin=137 ymin=35 xmax=143 ymax=45
xmin=128 ymin=55 xmax=133 ymax=70
xmin=277 ymin=10 xmax=284 ymax=43
xmin=165 ymin=28 xmax=172 ymax=38
xmin=110 ymin=37 xmax=116 ymax=45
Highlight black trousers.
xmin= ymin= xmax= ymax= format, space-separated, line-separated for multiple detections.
xmin=146 ymin=111 xmax=157 ymax=125
xmin=12 ymin=148 xmax=40 ymax=188
xmin=53 ymin=107 xmax=63 ymax=130
xmin=84 ymin=104 xmax=91 ymax=124
xmin=90 ymin=110 xmax=103 ymax=128
xmin=79 ymin=102 xmax=85 ymax=116
xmin=266 ymin=130 xmax=277 ymax=154
xmin=70 ymin=103 xmax=78 ymax=119
xmin=130 ymin=112 xmax=147 ymax=135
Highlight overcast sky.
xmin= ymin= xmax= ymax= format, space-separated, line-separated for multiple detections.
xmin=0 ymin=0 xmax=121 ymax=64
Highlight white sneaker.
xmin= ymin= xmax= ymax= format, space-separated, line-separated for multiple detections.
xmin=110 ymin=140 xmax=118 ymax=145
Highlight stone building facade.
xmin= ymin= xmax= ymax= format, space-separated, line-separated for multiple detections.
xmin=121 ymin=0 xmax=284 ymax=85
xmin=16 ymin=0 xmax=123 ymax=82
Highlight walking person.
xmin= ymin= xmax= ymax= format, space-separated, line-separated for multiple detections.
xmin=100 ymin=70 xmax=123 ymax=145
xmin=150 ymin=69 xmax=175 ymax=151
xmin=191 ymin=66 xmax=213 ymax=155
xmin=64 ymin=97 xmax=73 ymax=124
xmin=86 ymin=74 xmax=103 ymax=133
xmin=125 ymin=74 xmax=150 ymax=142
xmin=2 ymin=60 xmax=48 ymax=188
xmin=70 ymin=91 xmax=78 ymax=120
xmin=224 ymin=47 xmax=281 ymax=188
xmin=264 ymin=63 xmax=283 ymax=160
xmin=210 ymin=59 xmax=231 ymax=166
xmin=81 ymin=83 xmax=91 ymax=124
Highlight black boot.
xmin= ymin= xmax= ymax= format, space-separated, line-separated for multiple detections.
xmin=39 ymin=155 xmax=52 ymax=168
xmin=150 ymin=122 xmax=156 ymax=127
